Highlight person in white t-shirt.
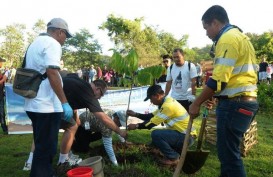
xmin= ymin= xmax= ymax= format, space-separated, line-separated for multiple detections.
xmin=24 ymin=18 xmax=73 ymax=177
xmin=165 ymin=48 xmax=197 ymax=112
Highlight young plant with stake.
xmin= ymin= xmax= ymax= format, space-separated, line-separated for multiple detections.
xmin=110 ymin=49 xmax=163 ymax=165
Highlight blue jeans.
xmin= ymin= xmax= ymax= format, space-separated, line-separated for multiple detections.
xmin=151 ymin=129 xmax=194 ymax=160
xmin=27 ymin=112 xmax=61 ymax=177
xmin=216 ymin=99 xmax=259 ymax=177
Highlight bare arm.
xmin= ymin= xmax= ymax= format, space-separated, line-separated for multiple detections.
xmin=165 ymin=80 xmax=172 ymax=95
xmin=191 ymin=77 xmax=197 ymax=95
xmin=93 ymin=112 xmax=127 ymax=138
xmin=46 ymin=68 xmax=67 ymax=104
xmin=0 ymin=75 xmax=7 ymax=85
xmin=74 ymin=110 xmax=81 ymax=126
xmin=189 ymin=85 xmax=215 ymax=118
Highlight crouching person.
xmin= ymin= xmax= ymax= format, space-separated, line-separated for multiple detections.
xmin=72 ymin=109 xmax=130 ymax=166
xmin=127 ymin=84 xmax=197 ymax=166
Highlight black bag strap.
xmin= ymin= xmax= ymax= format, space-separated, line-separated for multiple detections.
xmin=22 ymin=49 xmax=47 ymax=80
xmin=169 ymin=61 xmax=191 ymax=74
xmin=22 ymin=34 xmax=52 ymax=80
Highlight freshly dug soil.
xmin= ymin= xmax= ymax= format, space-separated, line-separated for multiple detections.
xmin=89 ymin=142 xmax=165 ymax=163
xmin=88 ymin=142 xmax=172 ymax=177
xmin=104 ymin=167 xmax=149 ymax=177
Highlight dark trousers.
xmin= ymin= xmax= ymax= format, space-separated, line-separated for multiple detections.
xmin=177 ymin=100 xmax=192 ymax=112
xmin=151 ymin=129 xmax=194 ymax=160
xmin=27 ymin=111 xmax=61 ymax=177
xmin=72 ymin=126 xmax=102 ymax=153
xmin=216 ymin=99 xmax=259 ymax=177
xmin=0 ymin=97 xmax=8 ymax=133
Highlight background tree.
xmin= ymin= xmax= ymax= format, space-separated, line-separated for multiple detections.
xmin=157 ymin=32 xmax=188 ymax=56
xmin=26 ymin=19 xmax=46 ymax=44
xmin=0 ymin=23 xmax=26 ymax=67
xmin=183 ymin=48 xmax=197 ymax=62
xmin=247 ymin=31 xmax=273 ymax=62
xmin=100 ymin=14 xmax=162 ymax=66
xmin=192 ymin=45 xmax=211 ymax=62
xmin=100 ymin=15 xmax=192 ymax=67
xmin=62 ymin=28 xmax=102 ymax=71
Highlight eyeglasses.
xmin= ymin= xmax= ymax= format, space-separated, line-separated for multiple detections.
xmin=60 ymin=29 xmax=67 ymax=38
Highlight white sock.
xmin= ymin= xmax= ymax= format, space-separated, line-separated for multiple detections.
xmin=26 ymin=152 xmax=33 ymax=164
xmin=58 ymin=153 xmax=69 ymax=164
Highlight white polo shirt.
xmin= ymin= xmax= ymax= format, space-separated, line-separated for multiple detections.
xmin=24 ymin=35 xmax=63 ymax=113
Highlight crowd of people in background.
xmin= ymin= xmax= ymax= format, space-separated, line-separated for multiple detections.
xmin=0 ymin=5 xmax=272 ymax=177
xmin=0 ymin=65 xmax=17 ymax=84
xmin=77 ymin=65 xmax=120 ymax=87
xmin=258 ymin=57 xmax=273 ymax=84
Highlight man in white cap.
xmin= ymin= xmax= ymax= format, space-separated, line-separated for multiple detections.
xmin=24 ymin=17 xmax=73 ymax=177
xmin=71 ymin=109 xmax=129 ymax=166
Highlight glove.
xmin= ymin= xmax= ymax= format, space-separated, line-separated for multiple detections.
xmin=62 ymin=102 xmax=73 ymax=121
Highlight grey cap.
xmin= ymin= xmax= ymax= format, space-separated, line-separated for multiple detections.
xmin=47 ymin=18 xmax=72 ymax=38
xmin=115 ymin=110 xmax=127 ymax=127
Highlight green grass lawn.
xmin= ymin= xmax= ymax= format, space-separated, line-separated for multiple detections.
xmin=0 ymin=111 xmax=272 ymax=177
xmin=0 ymin=87 xmax=272 ymax=177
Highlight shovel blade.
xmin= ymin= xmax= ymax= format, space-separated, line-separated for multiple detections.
xmin=182 ymin=150 xmax=210 ymax=174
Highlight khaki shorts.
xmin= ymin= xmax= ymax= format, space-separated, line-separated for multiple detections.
xmin=60 ymin=113 xmax=77 ymax=130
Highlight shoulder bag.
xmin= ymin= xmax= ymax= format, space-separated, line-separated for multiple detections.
xmin=13 ymin=48 xmax=47 ymax=98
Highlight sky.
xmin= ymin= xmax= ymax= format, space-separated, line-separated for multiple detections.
xmin=1 ymin=0 xmax=272 ymax=55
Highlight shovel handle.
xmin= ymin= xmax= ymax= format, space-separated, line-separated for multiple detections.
xmin=196 ymin=108 xmax=208 ymax=150
xmin=173 ymin=116 xmax=194 ymax=177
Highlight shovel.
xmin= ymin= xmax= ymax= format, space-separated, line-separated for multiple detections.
xmin=182 ymin=108 xmax=210 ymax=174
xmin=173 ymin=116 xmax=194 ymax=177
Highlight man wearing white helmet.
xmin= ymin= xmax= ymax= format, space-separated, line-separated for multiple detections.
xmin=72 ymin=109 xmax=129 ymax=166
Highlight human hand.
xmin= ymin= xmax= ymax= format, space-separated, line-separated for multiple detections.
xmin=62 ymin=102 xmax=73 ymax=121
xmin=118 ymin=130 xmax=127 ymax=139
xmin=126 ymin=110 xmax=136 ymax=117
xmin=127 ymin=124 xmax=137 ymax=130
xmin=205 ymin=98 xmax=216 ymax=110
xmin=188 ymin=102 xmax=200 ymax=119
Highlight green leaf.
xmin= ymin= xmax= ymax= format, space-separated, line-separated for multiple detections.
xmin=125 ymin=49 xmax=139 ymax=74
xmin=137 ymin=71 xmax=153 ymax=85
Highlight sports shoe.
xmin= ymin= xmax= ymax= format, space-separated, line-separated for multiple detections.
xmin=64 ymin=157 xmax=82 ymax=166
xmin=68 ymin=151 xmax=79 ymax=160
xmin=23 ymin=162 xmax=32 ymax=171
